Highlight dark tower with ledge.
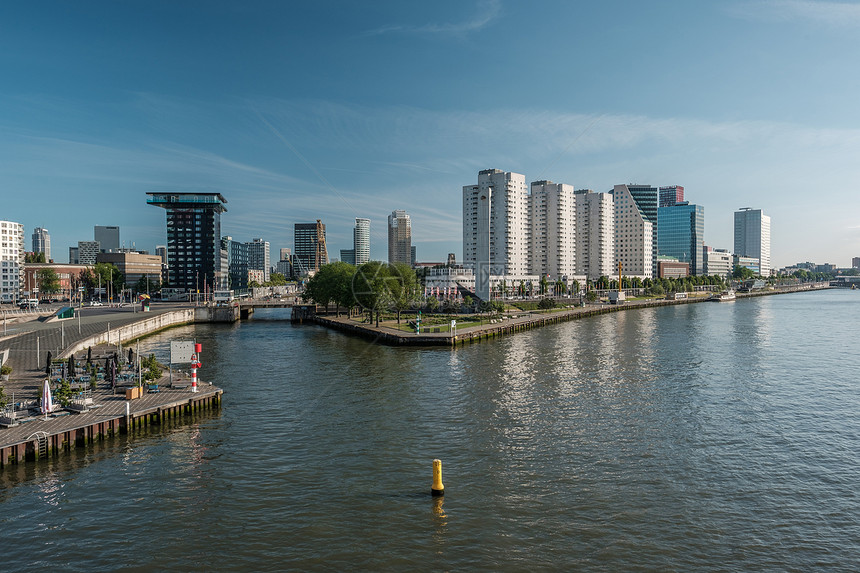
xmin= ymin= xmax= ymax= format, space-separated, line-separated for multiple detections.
xmin=146 ymin=192 xmax=228 ymax=293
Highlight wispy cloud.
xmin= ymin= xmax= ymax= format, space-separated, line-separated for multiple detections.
xmin=363 ymin=0 xmax=501 ymax=36
xmin=727 ymin=0 xmax=860 ymax=28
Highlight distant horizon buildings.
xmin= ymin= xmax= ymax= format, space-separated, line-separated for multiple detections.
xmin=388 ymin=210 xmax=412 ymax=266
xmin=354 ymin=218 xmax=370 ymax=265
xmin=294 ymin=220 xmax=328 ymax=275
xmin=734 ymin=207 xmax=771 ymax=277
xmin=94 ymin=225 xmax=120 ymax=253
xmin=247 ymin=238 xmax=271 ymax=283
xmin=659 ymin=185 xmax=684 ymax=208
xmin=0 ymin=220 xmax=24 ymax=302
xmin=31 ymin=227 xmax=50 ymax=260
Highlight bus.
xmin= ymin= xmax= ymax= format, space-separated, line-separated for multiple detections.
xmin=213 ymin=290 xmax=235 ymax=303
xmin=160 ymin=288 xmax=188 ymax=302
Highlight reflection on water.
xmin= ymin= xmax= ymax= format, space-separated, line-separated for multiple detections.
xmin=1 ymin=290 xmax=859 ymax=571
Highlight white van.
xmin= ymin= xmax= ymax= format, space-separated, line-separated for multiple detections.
xmin=19 ymin=298 xmax=39 ymax=309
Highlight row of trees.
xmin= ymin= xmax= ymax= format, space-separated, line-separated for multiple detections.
xmin=303 ymin=261 xmax=420 ymax=324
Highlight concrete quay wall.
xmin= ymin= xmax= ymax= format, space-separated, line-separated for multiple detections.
xmin=60 ymin=309 xmax=195 ymax=358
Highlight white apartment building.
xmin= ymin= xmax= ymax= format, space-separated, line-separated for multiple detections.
xmin=463 ymin=169 xmax=530 ymax=299
xmin=734 ymin=208 xmax=771 ymax=277
xmin=612 ymin=184 xmax=653 ymax=280
xmin=1 ymin=220 xmax=24 ymax=303
xmin=574 ymin=190 xmax=615 ymax=280
xmin=530 ymin=180 xmax=576 ymax=281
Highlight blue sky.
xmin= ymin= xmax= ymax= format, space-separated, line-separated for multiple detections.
xmin=2 ymin=0 xmax=859 ymax=268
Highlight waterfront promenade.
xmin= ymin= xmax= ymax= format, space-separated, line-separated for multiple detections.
xmin=312 ymin=283 xmax=831 ymax=346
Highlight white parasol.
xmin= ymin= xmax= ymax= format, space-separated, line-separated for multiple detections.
xmin=41 ymin=379 xmax=53 ymax=419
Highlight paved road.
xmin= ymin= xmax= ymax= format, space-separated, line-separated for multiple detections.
xmin=0 ymin=303 xmax=191 ymax=374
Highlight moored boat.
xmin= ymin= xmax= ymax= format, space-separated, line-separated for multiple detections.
xmin=710 ymin=289 xmax=736 ymax=301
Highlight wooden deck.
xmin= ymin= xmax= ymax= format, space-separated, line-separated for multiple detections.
xmin=1 ymin=376 xmax=222 ymax=467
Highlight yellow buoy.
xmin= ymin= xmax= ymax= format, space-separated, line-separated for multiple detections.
xmin=431 ymin=459 xmax=444 ymax=496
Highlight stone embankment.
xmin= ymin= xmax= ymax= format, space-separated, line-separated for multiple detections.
xmin=311 ymin=284 xmax=829 ymax=347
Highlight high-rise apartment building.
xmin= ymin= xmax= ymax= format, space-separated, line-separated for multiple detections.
xmin=294 ymin=221 xmax=328 ymax=275
xmin=78 ymin=241 xmax=100 ymax=265
xmin=852 ymin=257 xmax=860 ymax=269
xmin=463 ymin=169 xmax=530 ymax=300
xmin=32 ymin=227 xmax=51 ymax=260
xmin=657 ymin=202 xmax=705 ymax=275
xmin=574 ymin=190 xmax=615 ymax=280
xmin=247 ymin=238 xmax=271 ymax=283
xmin=146 ymin=192 xmax=228 ymax=292
xmin=618 ymin=184 xmax=659 ymax=278
xmin=659 ymin=185 xmax=684 ymax=208
xmin=0 ymin=220 xmax=24 ymax=303
xmin=734 ymin=208 xmax=771 ymax=277
xmin=94 ymin=225 xmax=120 ymax=253
xmin=612 ymin=185 xmax=653 ymax=280
xmin=388 ymin=210 xmax=412 ymax=265
xmin=463 ymin=169 xmax=530 ymax=274
xmin=530 ymin=180 xmax=576 ymax=280
xmin=354 ymin=218 xmax=370 ymax=265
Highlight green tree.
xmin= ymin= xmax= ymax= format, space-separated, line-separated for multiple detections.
xmin=539 ymin=275 xmax=549 ymax=295
xmin=135 ymin=275 xmax=161 ymax=294
xmin=352 ymin=261 xmax=391 ymax=325
xmin=733 ymin=265 xmax=756 ymax=280
xmin=538 ymin=297 xmax=556 ymax=309
xmin=387 ymin=262 xmax=418 ymax=324
xmin=302 ymin=262 xmax=357 ymax=316
xmin=267 ymin=272 xmax=288 ymax=286
xmin=142 ymin=354 xmax=162 ymax=382
xmin=25 ymin=252 xmax=47 ymax=263
xmin=36 ymin=268 xmax=61 ymax=294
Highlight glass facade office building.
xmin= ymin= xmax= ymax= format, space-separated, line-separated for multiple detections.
xmin=657 ymin=202 xmax=705 ymax=276
xmin=147 ymin=192 xmax=227 ymax=292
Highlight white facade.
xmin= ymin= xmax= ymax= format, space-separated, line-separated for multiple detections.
xmin=354 ymin=218 xmax=370 ymax=265
xmin=247 ymin=238 xmax=271 ymax=282
xmin=703 ymin=246 xmax=733 ymax=279
xmin=734 ymin=208 xmax=771 ymax=277
xmin=0 ymin=220 xmax=24 ymax=302
xmin=463 ymin=169 xmax=530 ymax=281
xmin=574 ymin=190 xmax=615 ymax=280
xmin=423 ymin=266 xmax=540 ymax=300
xmin=32 ymin=227 xmax=51 ymax=260
xmin=530 ymin=180 xmax=576 ymax=281
xmin=612 ymin=185 xmax=653 ymax=280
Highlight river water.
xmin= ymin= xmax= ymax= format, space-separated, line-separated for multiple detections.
xmin=1 ymin=290 xmax=859 ymax=571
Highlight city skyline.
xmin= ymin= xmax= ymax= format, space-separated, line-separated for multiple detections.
xmin=2 ymin=2 xmax=859 ymax=267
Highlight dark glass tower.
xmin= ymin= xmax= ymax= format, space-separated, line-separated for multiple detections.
xmin=147 ymin=193 xmax=227 ymax=292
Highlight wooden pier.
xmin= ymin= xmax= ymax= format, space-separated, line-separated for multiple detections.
xmin=1 ymin=383 xmax=222 ymax=468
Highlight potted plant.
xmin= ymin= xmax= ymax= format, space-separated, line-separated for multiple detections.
xmin=0 ymin=363 xmax=11 ymax=382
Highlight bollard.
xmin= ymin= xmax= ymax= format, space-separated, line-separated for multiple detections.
xmin=431 ymin=459 xmax=444 ymax=496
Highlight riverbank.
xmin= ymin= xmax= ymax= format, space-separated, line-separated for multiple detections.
xmin=312 ymin=284 xmax=831 ymax=346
